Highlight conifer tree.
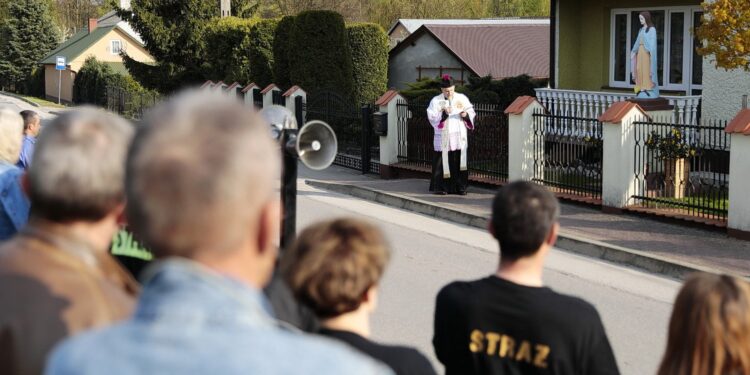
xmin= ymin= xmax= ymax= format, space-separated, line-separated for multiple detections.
xmin=0 ymin=0 xmax=59 ymax=90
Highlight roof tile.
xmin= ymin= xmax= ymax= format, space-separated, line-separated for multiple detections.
xmin=725 ymin=109 xmax=750 ymax=135
xmin=504 ymin=96 xmax=539 ymax=115
xmin=598 ymin=101 xmax=648 ymax=124
xmin=375 ymin=90 xmax=400 ymax=106
xmin=260 ymin=84 xmax=278 ymax=94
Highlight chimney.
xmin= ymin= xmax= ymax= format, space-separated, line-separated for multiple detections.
xmin=88 ymin=18 xmax=97 ymax=33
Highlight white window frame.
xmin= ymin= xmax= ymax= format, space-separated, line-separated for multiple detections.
xmin=110 ymin=40 xmax=122 ymax=55
xmin=608 ymin=6 xmax=703 ymax=93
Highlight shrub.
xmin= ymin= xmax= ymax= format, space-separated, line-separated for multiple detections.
xmin=272 ymin=15 xmax=295 ymax=89
xmin=248 ymin=18 xmax=278 ymax=87
xmin=400 ymin=74 xmax=547 ymax=108
xmin=289 ymin=10 xmax=353 ymax=98
xmin=346 ymin=22 xmax=388 ymax=104
xmin=23 ymin=66 xmax=46 ymax=97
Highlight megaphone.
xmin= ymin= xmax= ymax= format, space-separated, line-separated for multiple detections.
xmin=259 ymin=105 xmax=338 ymax=170
xmin=296 ymin=120 xmax=337 ymax=170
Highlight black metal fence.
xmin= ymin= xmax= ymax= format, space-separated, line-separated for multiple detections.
xmin=632 ymin=118 xmax=730 ymax=221
xmin=532 ymin=109 xmax=603 ymax=201
xmin=395 ymin=99 xmax=509 ymax=183
xmin=303 ymin=90 xmax=379 ymax=174
xmin=106 ymin=86 xmax=159 ymax=120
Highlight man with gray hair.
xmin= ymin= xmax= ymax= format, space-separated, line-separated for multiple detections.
xmin=46 ymin=91 xmax=392 ymax=375
xmin=16 ymin=110 xmax=41 ymax=170
xmin=0 ymin=108 xmax=29 ymax=241
xmin=0 ymin=108 xmax=139 ymax=375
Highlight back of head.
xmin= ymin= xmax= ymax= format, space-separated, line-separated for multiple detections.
xmin=126 ymin=90 xmax=279 ymax=258
xmin=20 ymin=110 xmax=39 ymax=131
xmin=282 ymin=218 xmax=390 ymax=318
xmin=0 ymin=107 xmax=23 ymax=164
xmin=28 ymin=107 xmax=133 ymax=222
xmin=657 ymin=273 xmax=750 ymax=375
xmin=490 ymin=181 xmax=559 ymax=260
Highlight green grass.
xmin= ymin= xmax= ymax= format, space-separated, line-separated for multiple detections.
xmin=20 ymin=94 xmax=66 ymax=108
xmin=110 ymin=229 xmax=153 ymax=261
xmin=645 ymin=196 xmax=728 ymax=215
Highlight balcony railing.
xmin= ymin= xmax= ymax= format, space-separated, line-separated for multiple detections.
xmin=535 ymin=88 xmax=702 ymax=125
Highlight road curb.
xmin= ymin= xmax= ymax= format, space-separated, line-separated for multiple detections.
xmin=306 ymin=179 xmax=734 ymax=281
xmin=0 ymin=91 xmax=40 ymax=108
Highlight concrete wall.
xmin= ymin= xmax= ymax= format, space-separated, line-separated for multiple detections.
xmin=557 ymin=0 xmax=700 ymax=91
xmin=388 ymin=32 xmax=465 ymax=90
xmin=701 ymin=59 xmax=750 ymax=120
xmin=44 ymin=65 xmax=76 ymax=104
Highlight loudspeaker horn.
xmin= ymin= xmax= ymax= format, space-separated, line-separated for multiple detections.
xmin=295 ymin=120 xmax=337 ymax=170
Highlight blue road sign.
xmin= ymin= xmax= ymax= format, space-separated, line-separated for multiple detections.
xmin=55 ymin=56 xmax=66 ymax=70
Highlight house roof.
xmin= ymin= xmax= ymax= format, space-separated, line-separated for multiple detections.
xmin=39 ymin=25 xmax=117 ymax=65
xmin=98 ymin=10 xmax=145 ymax=44
xmin=387 ymin=18 xmax=549 ymax=36
xmin=725 ymin=108 xmax=750 ymax=135
xmin=391 ymin=24 xmax=549 ymax=79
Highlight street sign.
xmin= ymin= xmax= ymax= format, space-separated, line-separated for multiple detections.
xmin=55 ymin=56 xmax=66 ymax=71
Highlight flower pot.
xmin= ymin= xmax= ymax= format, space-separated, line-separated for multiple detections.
xmin=663 ymin=158 xmax=689 ymax=199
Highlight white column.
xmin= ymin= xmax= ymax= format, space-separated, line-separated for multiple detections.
xmin=285 ymin=89 xmax=306 ymax=118
xmin=507 ymin=99 xmax=545 ymax=182
xmin=379 ymin=93 xmax=405 ymax=166
xmin=263 ymin=87 xmax=281 ymax=108
xmin=601 ymin=105 xmax=647 ymax=209
xmin=728 ymin=133 xmax=750 ymax=238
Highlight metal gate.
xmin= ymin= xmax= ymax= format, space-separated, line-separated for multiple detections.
xmin=304 ymin=90 xmax=378 ymax=174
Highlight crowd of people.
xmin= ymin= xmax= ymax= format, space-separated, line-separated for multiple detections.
xmin=0 ymin=91 xmax=749 ymax=375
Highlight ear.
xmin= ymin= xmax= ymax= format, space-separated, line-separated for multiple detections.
xmin=257 ymin=199 xmax=281 ymax=256
xmin=363 ymin=285 xmax=379 ymax=312
xmin=113 ymin=203 xmax=127 ymax=226
xmin=487 ymin=219 xmax=495 ymax=238
xmin=546 ymin=222 xmax=559 ymax=247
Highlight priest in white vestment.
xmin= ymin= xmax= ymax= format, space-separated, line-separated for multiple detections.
xmin=426 ymin=75 xmax=476 ymax=195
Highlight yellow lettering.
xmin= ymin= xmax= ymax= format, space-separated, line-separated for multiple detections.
xmin=515 ymin=341 xmax=532 ymax=363
xmin=499 ymin=335 xmax=516 ymax=358
xmin=485 ymin=332 xmax=501 ymax=356
xmin=469 ymin=330 xmax=484 ymax=353
xmin=534 ymin=345 xmax=550 ymax=368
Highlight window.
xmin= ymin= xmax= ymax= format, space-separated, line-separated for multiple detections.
xmin=609 ymin=7 xmax=703 ymax=93
xmin=110 ymin=40 xmax=122 ymax=55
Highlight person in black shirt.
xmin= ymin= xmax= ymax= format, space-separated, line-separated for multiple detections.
xmin=283 ymin=218 xmax=437 ymax=375
xmin=433 ymin=181 xmax=620 ymax=375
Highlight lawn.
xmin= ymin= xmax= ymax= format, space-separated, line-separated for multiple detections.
xmin=20 ymin=94 xmax=66 ymax=108
xmin=640 ymin=195 xmax=728 ymax=216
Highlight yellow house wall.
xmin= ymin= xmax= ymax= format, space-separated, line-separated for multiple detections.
xmin=70 ymin=28 xmax=154 ymax=68
xmin=558 ymin=0 xmax=701 ymax=91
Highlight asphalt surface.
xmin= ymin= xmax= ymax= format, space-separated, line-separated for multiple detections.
xmin=296 ymin=179 xmax=681 ymax=375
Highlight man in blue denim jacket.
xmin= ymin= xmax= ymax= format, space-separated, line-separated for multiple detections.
xmin=0 ymin=108 xmax=29 ymax=240
xmin=46 ymin=91 xmax=393 ymax=375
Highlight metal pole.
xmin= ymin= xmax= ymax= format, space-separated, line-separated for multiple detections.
xmin=57 ymin=69 xmax=62 ymax=105
xmin=279 ymin=129 xmax=298 ymax=251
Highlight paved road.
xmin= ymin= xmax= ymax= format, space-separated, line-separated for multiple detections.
xmin=295 ymin=179 xmax=681 ymax=375
xmin=0 ymin=93 xmax=55 ymax=125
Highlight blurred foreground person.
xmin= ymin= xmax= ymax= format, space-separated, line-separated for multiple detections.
xmin=657 ymin=273 xmax=750 ymax=375
xmin=0 ymin=108 xmax=138 ymax=375
xmin=433 ymin=181 xmax=619 ymax=375
xmin=284 ymin=218 xmax=437 ymax=375
xmin=0 ymin=108 xmax=29 ymax=240
xmin=46 ymin=91 xmax=392 ymax=375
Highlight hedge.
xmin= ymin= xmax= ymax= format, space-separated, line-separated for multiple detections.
xmin=203 ymin=17 xmax=257 ymax=84
xmin=289 ymin=11 xmax=353 ymax=98
xmin=272 ymin=16 xmax=295 ymax=89
xmin=400 ymin=75 xmax=548 ymax=109
xmin=248 ymin=19 xmax=278 ymax=87
xmin=346 ymin=22 xmax=388 ymax=104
